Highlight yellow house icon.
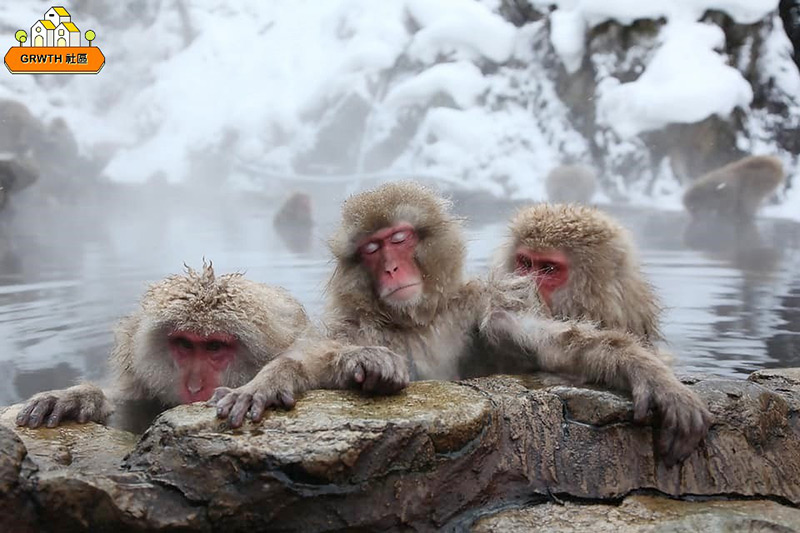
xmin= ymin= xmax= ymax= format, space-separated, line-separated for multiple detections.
xmin=30 ymin=6 xmax=80 ymax=47
xmin=30 ymin=20 xmax=55 ymax=47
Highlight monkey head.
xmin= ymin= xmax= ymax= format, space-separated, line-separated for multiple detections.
xmin=119 ymin=262 xmax=304 ymax=404
xmin=327 ymin=181 xmax=465 ymax=326
xmin=498 ymin=204 xmax=661 ymax=340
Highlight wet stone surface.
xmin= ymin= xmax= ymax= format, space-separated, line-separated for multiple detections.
xmin=0 ymin=371 xmax=799 ymax=531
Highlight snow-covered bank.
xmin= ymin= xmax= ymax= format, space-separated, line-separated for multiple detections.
xmin=0 ymin=0 xmax=796 ymax=214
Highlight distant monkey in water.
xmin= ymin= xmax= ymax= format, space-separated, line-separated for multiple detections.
xmin=274 ymin=192 xmax=313 ymax=229
xmin=494 ymin=204 xmax=663 ymax=348
xmin=274 ymin=192 xmax=313 ymax=253
xmin=683 ymin=155 xmax=784 ymax=221
xmin=16 ymin=263 xmax=309 ymax=428
xmin=211 ymin=182 xmax=711 ymax=466
xmin=545 ymin=164 xmax=597 ymax=204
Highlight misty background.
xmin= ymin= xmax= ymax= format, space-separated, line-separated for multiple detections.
xmin=0 ymin=0 xmax=798 ymax=405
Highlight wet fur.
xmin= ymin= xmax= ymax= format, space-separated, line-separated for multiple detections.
xmin=219 ymin=182 xmax=711 ymax=466
xmin=17 ymin=263 xmax=308 ymax=427
xmin=495 ymin=203 xmax=663 ymax=346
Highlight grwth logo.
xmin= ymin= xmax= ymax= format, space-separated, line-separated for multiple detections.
xmin=5 ymin=6 xmax=105 ymax=74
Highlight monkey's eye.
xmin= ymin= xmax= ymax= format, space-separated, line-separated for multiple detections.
xmin=206 ymin=340 xmax=224 ymax=352
xmin=173 ymin=337 xmax=193 ymax=351
xmin=362 ymin=242 xmax=380 ymax=254
xmin=390 ymin=231 xmax=407 ymax=244
xmin=540 ymin=262 xmax=557 ymax=274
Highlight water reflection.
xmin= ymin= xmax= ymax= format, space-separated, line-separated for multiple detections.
xmin=1 ymin=191 xmax=799 ymax=405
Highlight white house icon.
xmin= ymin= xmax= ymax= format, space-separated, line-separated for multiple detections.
xmin=30 ymin=6 xmax=80 ymax=47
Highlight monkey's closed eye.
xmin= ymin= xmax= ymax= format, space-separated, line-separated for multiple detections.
xmin=206 ymin=340 xmax=224 ymax=352
xmin=363 ymin=242 xmax=380 ymax=254
xmin=390 ymin=231 xmax=407 ymax=243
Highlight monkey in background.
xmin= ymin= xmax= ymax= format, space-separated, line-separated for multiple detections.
xmin=274 ymin=192 xmax=313 ymax=229
xmin=545 ymin=164 xmax=597 ymax=204
xmin=16 ymin=262 xmax=309 ymax=429
xmin=211 ymin=182 xmax=711 ymax=467
xmin=274 ymin=192 xmax=313 ymax=253
xmin=494 ymin=204 xmax=663 ymax=348
xmin=682 ymin=155 xmax=784 ymax=222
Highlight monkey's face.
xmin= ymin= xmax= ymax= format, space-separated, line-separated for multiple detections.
xmin=167 ymin=330 xmax=238 ymax=403
xmin=513 ymin=246 xmax=569 ymax=309
xmin=357 ymin=223 xmax=423 ymax=306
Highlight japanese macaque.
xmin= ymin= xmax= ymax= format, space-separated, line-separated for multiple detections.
xmin=273 ymin=192 xmax=313 ymax=253
xmin=494 ymin=204 xmax=662 ymax=347
xmin=545 ymin=164 xmax=597 ymax=204
xmin=682 ymin=156 xmax=784 ymax=221
xmin=0 ymin=99 xmax=42 ymax=156
xmin=274 ymin=192 xmax=312 ymax=229
xmin=0 ymin=154 xmax=38 ymax=200
xmin=16 ymin=263 xmax=308 ymax=429
xmin=210 ymin=182 xmax=711 ymax=466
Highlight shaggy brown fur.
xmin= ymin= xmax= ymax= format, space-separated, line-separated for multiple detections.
xmin=16 ymin=262 xmax=308 ymax=428
xmin=683 ymin=155 xmax=784 ymax=220
xmin=495 ymin=204 xmax=663 ymax=346
xmin=211 ymin=182 xmax=711 ymax=466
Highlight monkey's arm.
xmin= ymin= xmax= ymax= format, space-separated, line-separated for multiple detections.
xmin=208 ymin=338 xmax=409 ymax=428
xmin=15 ymin=383 xmax=115 ymax=428
xmin=483 ymin=311 xmax=712 ymax=467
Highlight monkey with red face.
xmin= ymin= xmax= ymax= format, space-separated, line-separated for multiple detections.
xmin=15 ymin=263 xmax=309 ymax=429
xmin=494 ymin=203 xmax=662 ymax=347
xmin=211 ymin=182 xmax=710 ymax=467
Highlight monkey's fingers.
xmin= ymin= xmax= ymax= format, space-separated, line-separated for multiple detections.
xmin=229 ymin=393 xmax=254 ymax=428
xmin=249 ymin=393 xmax=267 ymax=422
xmin=353 ymin=365 xmax=366 ymax=384
xmin=657 ymin=403 xmax=680 ymax=466
xmin=632 ymin=386 xmax=653 ymax=423
xmin=215 ymin=392 xmax=239 ymax=418
xmin=26 ymin=397 xmax=57 ymax=429
xmin=664 ymin=404 xmax=712 ymax=467
xmin=361 ymin=364 xmax=381 ymax=392
xmin=278 ymin=391 xmax=296 ymax=409
xmin=46 ymin=402 xmax=72 ymax=428
xmin=15 ymin=400 xmax=39 ymax=427
xmin=206 ymin=387 xmax=233 ymax=407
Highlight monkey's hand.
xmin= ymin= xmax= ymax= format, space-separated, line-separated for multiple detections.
xmin=483 ymin=275 xmax=548 ymax=322
xmin=15 ymin=384 xmax=113 ymax=428
xmin=333 ymin=345 xmax=410 ymax=394
xmin=633 ymin=379 xmax=713 ymax=467
xmin=208 ymin=357 xmax=308 ymax=429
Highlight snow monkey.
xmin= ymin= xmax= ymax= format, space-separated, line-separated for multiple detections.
xmin=210 ymin=182 xmax=711 ymax=467
xmin=16 ymin=263 xmax=309 ymax=429
xmin=682 ymin=155 xmax=784 ymax=221
xmin=495 ymin=204 xmax=663 ymax=347
xmin=273 ymin=192 xmax=313 ymax=253
xmin=545 ymin=164 xmax=597 ymax=204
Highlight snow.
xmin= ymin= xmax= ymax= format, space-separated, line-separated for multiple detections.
xmin=597 ymin=20 xmax=754 ymax=138
xmin=405 ymin=0 xmax=516 ymax=63
xmin=550 ymin=10 xmax=586 ymax=74
xmin=384 ymin=61 xmax=488 ymax=109
xmin=0 ymin=0 xmax=795 ymax=216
